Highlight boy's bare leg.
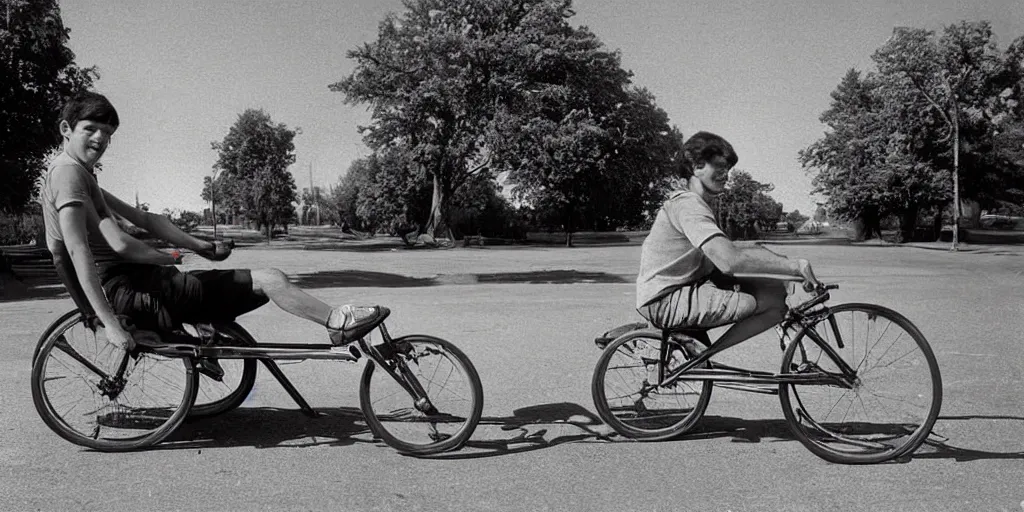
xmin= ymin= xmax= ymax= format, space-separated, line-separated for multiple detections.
xmin=250 ymin=268 xmax=332 ymax=325
xmin=710 ymin=278 xmax=788 ymax=352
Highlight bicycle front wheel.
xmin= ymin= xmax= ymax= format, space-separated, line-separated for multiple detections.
xmin=31 ymin=312 xmax=198 ymax=452
xmin=186 ymin=322 xmax=258 ymax=418
xmin=779 ymin=303 xmax=942 ymax=464
xmin=592 ymin=330 xmax=712 ymax=440
xmin=359 ymin=335 xmax=483 ymax=455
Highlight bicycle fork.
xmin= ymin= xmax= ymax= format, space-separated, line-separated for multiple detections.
xmin=361 ymin=323 xmax=438 ymax=415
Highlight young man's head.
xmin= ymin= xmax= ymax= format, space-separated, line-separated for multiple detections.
xmin=58 ymin=91 xmax=120 ymax=169
xmin=677 ymin=131 xmax=738 ymax=196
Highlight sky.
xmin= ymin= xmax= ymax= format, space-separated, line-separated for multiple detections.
xmin=59 ymin=0 xmax=1024 ymax=216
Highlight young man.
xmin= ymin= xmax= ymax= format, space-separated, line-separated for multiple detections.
xmin=41 ymin=91 xmax=383 ymax=359
xmin=636 ymin=131 xmax=819 ymax=353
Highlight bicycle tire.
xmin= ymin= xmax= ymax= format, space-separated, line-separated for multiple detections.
xmin=32 ymin=309 xmax=82 ymax=367
xmin=592 ymin=329 xmax=713 ymax=440
xmin=31 ymin=312 xmax=198 ymax=452
xmin=187 ymin=322 xmax=258 ymax=418
xmin=779 ymin=303 xmax=942 ymax=464
xmin=359 ymin=335 xmax=483 ymax=455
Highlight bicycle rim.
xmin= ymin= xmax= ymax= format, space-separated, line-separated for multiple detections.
xmin=186 ymin=323 xmax=257 ymax=418
xmin=779 ymin=303 xmax=942 ymax=464
xmin=592 ymin=331 xmax=712 ymax=440
xmin=359 ymin=335 xmax=483 ymax=455
xmin=31 ymin=313 xmax=198 ymax=451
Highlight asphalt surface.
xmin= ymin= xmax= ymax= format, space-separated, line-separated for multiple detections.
xmin=2 ymin=241 xmax=1023 ymax=511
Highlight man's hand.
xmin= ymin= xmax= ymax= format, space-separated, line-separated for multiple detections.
xmin=196 ymin=240 xmax=233 ymax=261
xmin=797 ymin=258 xmax=821 ymax=292
xmin=105 ymin=323 xmax=135 ymax=352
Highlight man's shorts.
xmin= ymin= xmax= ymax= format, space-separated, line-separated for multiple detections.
xmin=101 ymin=263 xmax=269 ymax=331
xmin=638 ymin=272 xmax=757 ymax=330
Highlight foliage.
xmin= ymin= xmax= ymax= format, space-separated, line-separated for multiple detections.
xmin=332 ymin=0 xmax=680 ymax=244
xmin=801 ymin=22 xmax=1024 ymax=242
xmin=711 ymin=170 xmax=783 ymax=240
xmin=785 ymin=210 xmax=810 ymax=228
xmin=1 ymin=0 xmax=96 ymax=213
xmin=161 ymin=209 xmax=203 ymax=233
xmin=0 ymin=211 xmax=44 ymax=245
xmin=299 ymin=185 xmax=339 ymax=226
xmin=210 ymin=109 xmax=298 ymax=242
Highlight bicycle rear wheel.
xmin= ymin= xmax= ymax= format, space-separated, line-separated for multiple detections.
xmin=186 ymin=322 xmax=258 ymax=418
xmin=779 ymin=303 xmax=942 ymax=464
xmin=592 ymin=330 xmax=712 ymax=440
xmin=31 ymin=312 xmax=198 ymax=451
xmin=360 ymin=335 xmax=483 ymax=455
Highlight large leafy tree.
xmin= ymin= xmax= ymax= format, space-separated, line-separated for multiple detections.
xmin=712 ymin=170 xmax=783 ymax=240
xmin=211 ymin=109 xmax=298 ymax=242
xmin=1 ymin=0 xmax=96 ymax=212
xmin=802 ymin=22 xmax=1024 ymax=244
xmin=333 ymin=0 xmax=680 ymax=244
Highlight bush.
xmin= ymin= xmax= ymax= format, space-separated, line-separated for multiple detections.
xmin=0 ymin=213 xmax=45 ymax=246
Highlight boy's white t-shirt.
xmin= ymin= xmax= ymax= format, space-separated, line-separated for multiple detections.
xmin=636 ymin=190 xmax=724 ymax=308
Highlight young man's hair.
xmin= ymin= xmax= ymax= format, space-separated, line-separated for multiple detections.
xmin=60 ymin=91 xmax=120 ymax=130
xmin=675 ymin=131 xmax=738 ymax=179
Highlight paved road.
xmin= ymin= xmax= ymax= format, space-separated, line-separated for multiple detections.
xmin=2 ymin=242 xmax=1022 ymax=511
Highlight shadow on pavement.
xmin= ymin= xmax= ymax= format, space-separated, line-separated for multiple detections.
xmin=161 ymin=406 xmax=372 ymax=450
xmin=289 ymin=270 xmax=630 ymax=289
xmin=910 ymin=414 xmax=1024 ymax=462
xmin=420 ymin=402 xmax=613 ymax=460
xmin=0 ymin=277 xmax=66 ymax=303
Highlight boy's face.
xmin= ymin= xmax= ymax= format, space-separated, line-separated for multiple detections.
xmin=694 ymin=160 xmax=731 ymax=195
xmin=60 ymin=119 xmax=116 ymax=170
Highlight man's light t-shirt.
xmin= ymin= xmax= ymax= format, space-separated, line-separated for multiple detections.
xmin=636 ymin=190 xmax=724 ymax=308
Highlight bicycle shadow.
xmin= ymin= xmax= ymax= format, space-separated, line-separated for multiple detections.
xmin=159 ymin=406 xmax=374 ymax=450
xmin=420 ymin=402 xmax=615 ymax=460
xmin=911 ymin=414 xmax=1024 ymax=462
xmin=677 ymin=414 xmax=1024 ymax=463
xmin=156 ymin=402 xmax=614 ymax=456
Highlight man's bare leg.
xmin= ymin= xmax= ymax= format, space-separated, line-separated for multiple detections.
xmin=250 ymin=268 xmax=332 ymax=324
xmin=710 ymin=278 xmax=788 ymax=352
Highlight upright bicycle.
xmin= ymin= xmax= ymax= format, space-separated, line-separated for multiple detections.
xmin=591 ymin=277 xmax=942 ymax=464
xmin=31 ymin=306 xmax=483 ymax=455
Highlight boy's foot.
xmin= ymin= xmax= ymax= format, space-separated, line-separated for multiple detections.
xmin=327 ymin=305 xmax=391 ymax=346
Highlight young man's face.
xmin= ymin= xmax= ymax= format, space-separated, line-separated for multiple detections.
xmin=60 ymin=119 xmax=116 ymax=169
xmin=694 ymin=160 xmax=731 ymax=195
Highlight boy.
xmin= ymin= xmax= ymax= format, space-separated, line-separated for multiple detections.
xmin=41 ymin=91 xmax=383 ymax=362
xmin=636 ymin=131 xmax=819 ymax=353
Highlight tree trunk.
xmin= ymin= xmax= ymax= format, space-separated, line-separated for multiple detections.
xmin=852 ymin=207 xmax=881 ymax=241
xmin=896 ymin=205 xmax=918 ymax=243
xmin=424 ymin=173 xmax=451 ymax=242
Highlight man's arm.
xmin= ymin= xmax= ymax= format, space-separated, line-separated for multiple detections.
xmin=102 ymin=191 xmax=213 ymax=253
xmin=57 ymin=204 xmax=134 ymax=349
xmin=701 ymin=236 xmax=817 ymax=284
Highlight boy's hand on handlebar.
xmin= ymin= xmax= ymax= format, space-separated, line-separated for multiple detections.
xmin=797 ymin=259 xmax=821 ymax=293
xmin=169 ymin=249 xmax=184 ymax=265
xmin=197 ymin=240 xmax=233 ymax=261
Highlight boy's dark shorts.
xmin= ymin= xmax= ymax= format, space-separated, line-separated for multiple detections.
xmin=101 ymin=264 xmax=269 ymax=331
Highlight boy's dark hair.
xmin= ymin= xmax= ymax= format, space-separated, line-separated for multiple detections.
xmin=60 ymin=91 xmax=120 ymax=130
xmin=676 ymin=131 xmax=738 ymax=179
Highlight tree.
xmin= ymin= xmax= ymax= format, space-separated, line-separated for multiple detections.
xmin=785 ymin=210 xmax=810 ymax=231
xmin=1 ymin=0 xmax=96 ymax=212
xmin=211 ymin=109 xmax=298 ymax=243
xmin=712 ymin=170 xmax=783 ymax=240
xmin=333 ymin=0 xmax=679 ymax=245
xmin=802 ymin=23 xmax=1024 ymax=244
xmin=872 ymin=22 xmax=1023 ymax=247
